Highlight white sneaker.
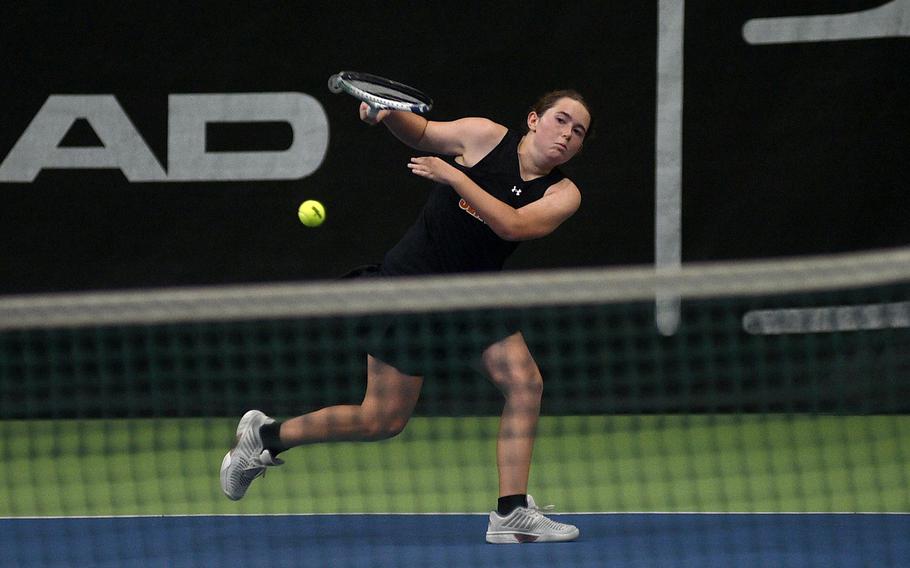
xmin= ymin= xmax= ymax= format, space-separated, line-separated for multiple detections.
xmin=220 ymin=410 xmax=284 ymax=500
xmin=485 ymin=495 xmax=579 ymax=544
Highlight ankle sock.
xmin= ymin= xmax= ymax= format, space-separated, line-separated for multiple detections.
xmin=497 ymin=494 xmax=528 ymax=516
xmin=259 ymin=421 xmax=286 ymax=457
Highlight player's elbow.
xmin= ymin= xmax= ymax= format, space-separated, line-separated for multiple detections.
xmin=493 ymin=223 xmax=548 ymax=242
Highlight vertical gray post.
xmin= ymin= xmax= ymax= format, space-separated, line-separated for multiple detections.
xmin=655 ymin=0 xmax=685 ymax=335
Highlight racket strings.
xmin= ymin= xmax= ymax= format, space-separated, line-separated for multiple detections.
xmin=349 ymin=82 xmax=425 ymax=104
xmin=332 ymin=71 xmax=432 ymax=113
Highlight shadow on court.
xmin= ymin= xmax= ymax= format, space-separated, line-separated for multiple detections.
xmin=2 ymin=513 xmax=908 ymax=567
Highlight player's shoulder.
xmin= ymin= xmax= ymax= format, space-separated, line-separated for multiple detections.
xmin=453 ymin=118 xmax=508 ymax=164
xmin=452 ymin=117 xmax=508 ymax=144
xmin=547 ymin=176 xmax=579 ymax=192
xmin=544 ymin=177 xmax=582 ymax=204
xmin=424 ymin=117 xmax=506 ymax=158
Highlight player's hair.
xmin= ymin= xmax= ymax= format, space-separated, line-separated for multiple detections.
xmin=529 ymin=89 xmax=594 ymax=140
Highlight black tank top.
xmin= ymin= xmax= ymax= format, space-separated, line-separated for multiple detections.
xmin=381 ymin=129 xmax=566 ymax=276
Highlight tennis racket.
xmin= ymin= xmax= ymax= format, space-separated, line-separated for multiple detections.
xmin=327 ymin=71 xmax=433 ymax=119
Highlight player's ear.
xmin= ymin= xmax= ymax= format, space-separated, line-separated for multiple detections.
xmin=527 ymin=111 xmax=539 ymax=132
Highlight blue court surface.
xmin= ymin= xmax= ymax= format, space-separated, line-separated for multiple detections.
xmin=2 ymin=513 xmax=908 ymax=568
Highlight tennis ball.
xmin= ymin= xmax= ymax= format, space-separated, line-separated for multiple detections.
xmin=297 ymin=200 xmax=325 ymax=227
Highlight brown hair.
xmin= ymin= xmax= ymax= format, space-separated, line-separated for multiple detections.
xmin=529 ymin=89 xmax=594 ymax=139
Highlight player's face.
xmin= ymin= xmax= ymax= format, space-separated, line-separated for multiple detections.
xmin=529 ymin=97 xmax=590 ymax=163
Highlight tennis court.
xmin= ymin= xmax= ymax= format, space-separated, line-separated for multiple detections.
xmin=3 ymin=512 xmax=908 ymax=567
xmin=2 ymin=414 xmax=909 ymax=567
xmin=2 ymin=415 xmax=909 ymax=516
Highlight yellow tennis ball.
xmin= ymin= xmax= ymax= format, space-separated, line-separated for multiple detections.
xmin=297 ymin=200 xmax=325 ymax=227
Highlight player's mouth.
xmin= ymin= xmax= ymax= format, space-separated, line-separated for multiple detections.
xmin=554 ymin=142 xmax=567 ymax=151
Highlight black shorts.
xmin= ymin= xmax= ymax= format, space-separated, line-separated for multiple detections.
xmin=340 ymin=264 xmax=520 ymax=376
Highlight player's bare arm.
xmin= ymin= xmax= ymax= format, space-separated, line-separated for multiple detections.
xmin=407 ymin=158 xmax=581 ymax=241
xmin=363 ymin=104 xmax=506 ymax=164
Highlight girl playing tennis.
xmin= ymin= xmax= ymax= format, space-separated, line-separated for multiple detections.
xmin=222 ymin=89 xmax=592 ymax=544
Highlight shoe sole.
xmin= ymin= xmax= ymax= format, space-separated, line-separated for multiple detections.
xmin=219 ymin=451 xmax=240 ymax=500
xmin=486 ymin=528 xmax=580 ymax=544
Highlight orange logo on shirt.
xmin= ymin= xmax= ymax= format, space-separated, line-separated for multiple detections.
xmin=459 ymin=198 xmax=486 ymax=224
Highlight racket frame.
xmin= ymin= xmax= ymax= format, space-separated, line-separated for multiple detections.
xmin=328 ymin=71 xmax=433 ymax=116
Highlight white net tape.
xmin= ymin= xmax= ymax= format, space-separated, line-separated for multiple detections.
xmin=1 ymin=246 xmax=909 ymax=330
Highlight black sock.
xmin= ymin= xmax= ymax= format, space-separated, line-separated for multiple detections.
xmin=497 ymin=494 xmax=528 ymax=516
xmin=259 ymin=421 xmax=286 ymax=457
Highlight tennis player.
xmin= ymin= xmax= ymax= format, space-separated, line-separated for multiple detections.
xmin=222 ymin=90 xmax=592 ymax=544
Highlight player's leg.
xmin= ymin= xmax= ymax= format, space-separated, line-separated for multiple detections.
xmin=481 ymin=332 xmax=542 ymax=498
xmin=221 ymin=354 xmax=422 ymax=500
xmin=481 ymin=332 xmax=578 ymax=543
xmin=277 ymin=355 xmax=423 ymax=444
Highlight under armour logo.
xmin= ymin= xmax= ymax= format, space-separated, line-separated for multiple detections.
xmin=511 ymin=185 xmax=522 ymax=196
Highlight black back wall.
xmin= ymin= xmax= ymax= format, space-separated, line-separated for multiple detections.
xmin=1 ymin=1 xmax=907 ymax=294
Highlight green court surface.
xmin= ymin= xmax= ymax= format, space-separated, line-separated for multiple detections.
xmin=2 ymin=415 xmax=908 ymax=517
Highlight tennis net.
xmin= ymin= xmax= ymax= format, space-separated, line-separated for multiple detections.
xmin=1 ymin=246 xmax=908 ymax=566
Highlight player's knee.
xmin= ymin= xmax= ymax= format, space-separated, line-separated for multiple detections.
xmin=362 ymin=415 xmax=410 ymax=440
xmin=499 ymin=371 xmax=543 ymax=400
xmin=524 ymin=373 xmax=544 ymax=399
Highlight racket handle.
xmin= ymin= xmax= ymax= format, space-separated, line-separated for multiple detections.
xmin=366 ymin=103 xmax=381 ymax=119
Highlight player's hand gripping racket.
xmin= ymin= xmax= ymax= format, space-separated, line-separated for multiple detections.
xmin=327 ymin=71 xmax=433 ymax=120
